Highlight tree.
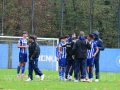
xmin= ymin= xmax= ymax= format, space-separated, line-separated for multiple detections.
xmin=0 ymin=0 xmax=119 ymax=47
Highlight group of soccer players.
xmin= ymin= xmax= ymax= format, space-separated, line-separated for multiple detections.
xmin=16 ymin=30 xmax=104 ymax=82
xmin=56 ymin=30 xmax=104 ymax=82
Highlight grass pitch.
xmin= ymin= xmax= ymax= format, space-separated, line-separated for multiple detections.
xmin=0 ymin=69 xmax=120 ymax=90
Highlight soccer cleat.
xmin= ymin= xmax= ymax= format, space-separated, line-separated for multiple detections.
xmin=64 ymin=78 xmax=68 ymax=81
xmin=21 ymin=74 xmax=25 ymax=78
xmin=60 ymin=77 xmax=64 ymax=81
xmin=40 ymin=74 xmax=44 ymax=81
xmin=95 ymin=79 xmax=99 ymax=82
xmin=36 ymin=75 xmax=40 ymax=78
xmin=89 ymin=79 xmax=92 ymax=82
xmin=81 ymin=79 xmax=86 ymax=82
xmin=86 ymin=77 xmax=89 ymax=80
xmin=17 ymin=74 xmax=20 ymax=78
xmin=74 ymin=79 xmax=79 ymax=82
xmin=68 ymin=75 xmax=72 ymax=81
xmin=86 ymin=79 xmax=90 ymax=82
xmin=26 ymin=78 xmax=32 ymax=81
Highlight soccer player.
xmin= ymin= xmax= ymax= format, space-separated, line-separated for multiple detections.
xmin=17 ymin=31 xmax=28 ymax=78
xmin=26 ymin=35 xmax=44 ymax=81
xmin=58 ymin=36 xmax=67 ymax=80
xmin=64 ymin=32 xmax=76 ymax=81
xmin=72 ymin=31 xmax=91 ymax=82
xmin=56 ymin=38 xmax=61 ymax=79
xmin=86 ymin=34 xmax=99 ymax=82
xmin=93 ymin=30 xmax=104 ymax=82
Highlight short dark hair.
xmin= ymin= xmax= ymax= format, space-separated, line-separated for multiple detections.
xmin=29 ymin=35 xmax=35 ymax=40
xmin=60 ymin=36 xmax=65 ymax=39
xmin=70 ymin=32 xmax=75 ymax=37
xmin=64 ymin=35 xmax=69 ymax=38
xmin=22 ymin=31 xmax=28 ymax=34
xmin=88 ymin=34 xmax=94 ymax=39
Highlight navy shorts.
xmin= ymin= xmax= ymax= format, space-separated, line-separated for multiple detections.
xmin=87 ymin=58 xmax=94 ymax=66
xmin=19 ymin=53 xmax=27 ymax=62
xmin=59 ymin=58 xmax=66 ymax=67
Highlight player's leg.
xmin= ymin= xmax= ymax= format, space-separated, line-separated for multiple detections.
xmin=88 ymin=58 xmax=94 ymax=82
xmin=89 ymin=66 xmax=93 ymax=82
xmin=61 ymin=67 xmax=66 ymax=81
xmin=56 ymin=58 xmax=61 ymax=78
xmin=74 ymin=59 xmax=80 ymax=82
xmin=68 ymin=66 xmax=73 ymax=80
xmin=33 ymin=58 xmax=44 ymax=81
xmin=86 ymin=67 xmax=89 ymax=80
xmin=58 ymin=59 xmax=61 ymax=79
xmin=21 ymin=54 xmax=27 ymax=78
xmin=86 ymin=59 xmax=90 ymax=81
xmin=80 ymin=58 xmax=87 ymax=82
xmin=17 ymin=62 xmax=22 ymax=78
xmin=68 ymin=59 xmax=74 ymax=80
xmin=65 ymin=60 xmax=71 ymax=80
xmin=33 ymin=59 xmax=40 ymax=78
xmin=69 ymin=66 xmax=73 ymax=76
xmin=17 ymin=53 xmax=22 ymax=77
xmin=78 ymin=63 xmax=82 ymax=80
xmin=26 ymin=60 xmax=33 ymax=81
xmin=34 ymin=71 xmax=39 ymax=78
xmin=60 ymin=58 xmax=66 ymax=81
xmin=94 ymin=59 xmax=99 ymax=82
xmin=21 ymin=62 xmax=26 ymax=78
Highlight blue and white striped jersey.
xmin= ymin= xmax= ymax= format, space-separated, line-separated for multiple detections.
xmin=87 ymin=40 xmax=97 ymax=59
xmin=18 ymin=38 xmax=27 ymax=54
xmin=56 ymin=47 xmax=60 ymax=58
xmin=58 ymin=42 xmax=66 ymax=59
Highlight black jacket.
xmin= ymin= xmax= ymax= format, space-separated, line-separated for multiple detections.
xmin=72 ymin=39 xmax=91 ymax=59
xmin=93 ymin=30 xmax=104 ymax=60
xmin=63 ymin=40 xmax=75 ymax=60
xmin=29 ymin=42 xmax=40 ymax=60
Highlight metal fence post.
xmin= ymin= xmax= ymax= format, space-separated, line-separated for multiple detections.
xmin=8 ymin=42 xmax=12 ymax=69
xmin=118 ymin=0 xmax=120 ymax=48
xmin=89 ymin=0 xmax=93 ymax=34
xmin=1 ymin=0 xmax=4 ymax=36
xmin=31 ymin=0 xmax=34 ymax=34
xmin=60 ymin=0 xmax=64 ymax=37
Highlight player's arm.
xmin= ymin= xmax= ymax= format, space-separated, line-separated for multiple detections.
xmin=98 ymin=39 xmax=104 ymax=51
xmin=56 ymin=57 xmax=59 ymax=61
xmin=72 ymin=41 xmax=77 ymax=59
xmin=58 ymin=46 xmax=63 ymax=54
xmin=17 ymin=42 xmax=28 ymax=48
xmin=57 ymin=43 xmax=63 ymax=55
xmin=92 ymin=43 xmax=99 ymax=58
xmin=56 ymin=47 xmax=59 ymax=61
xmin=62 ymin=44 xmax=66 ymax=47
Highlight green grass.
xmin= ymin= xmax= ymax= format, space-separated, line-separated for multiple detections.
xmin=0 ymin=69 xmax=120 ymax=90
